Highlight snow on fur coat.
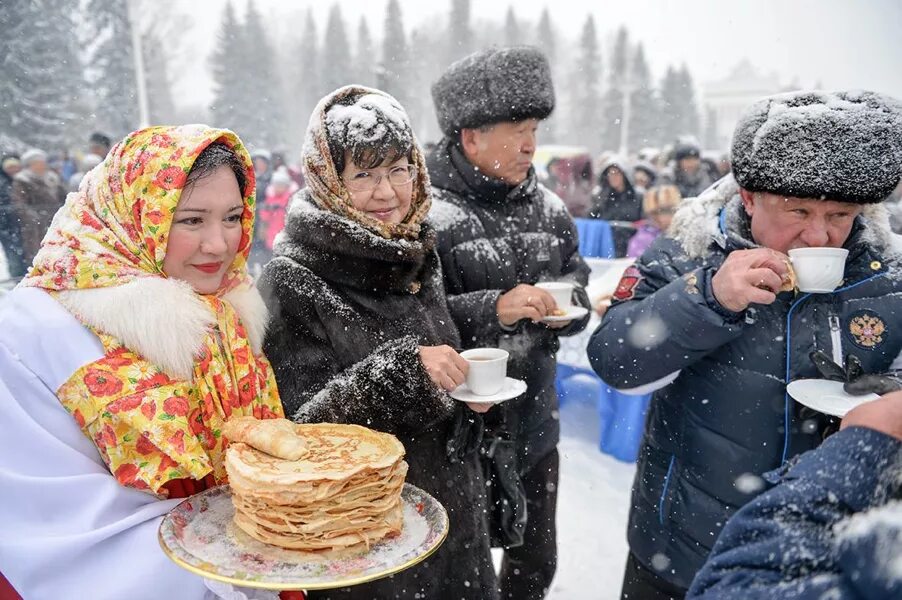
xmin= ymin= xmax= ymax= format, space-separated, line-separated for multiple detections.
xmin=589 ymin=173 xmax=902 ymax=589
xmin=259 ymin=190 xmax=498 ymax=600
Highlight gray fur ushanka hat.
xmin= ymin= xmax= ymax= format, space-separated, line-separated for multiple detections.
xmin=731 ymin=90 xmax=902 ymax=204
xmin=431 ymin=46 xmax=555 ymax=137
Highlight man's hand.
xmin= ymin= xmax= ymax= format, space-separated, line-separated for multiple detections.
xmin=711 ymin=248 xmax=790 ymax=313
xmin=419 ymin=345 xmax=468 ymax=391
xmin=497 ymin=284 xmax=557 ymax=326
xmin=841 ymin=390 xmax=902 ymax=441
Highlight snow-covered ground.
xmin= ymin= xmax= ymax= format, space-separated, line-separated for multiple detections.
xmin=490 ymin=393 xmax=635 ymax=599
xmin=549 ymin=393 xmax=635 ymax=599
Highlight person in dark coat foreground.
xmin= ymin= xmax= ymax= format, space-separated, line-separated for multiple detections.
xmin=428 ymin=46 xmax=591 ymax=600
xmin=688 ymin=392 xmax=902 ymax=599
xmin=259 ymin=86 xmax=498 ymax=600
xmin=588 ymin=90 xmax=902 ymax=599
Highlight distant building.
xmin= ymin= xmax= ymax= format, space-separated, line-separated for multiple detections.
xmin=700 ymin=60 xmax=796 ymax=151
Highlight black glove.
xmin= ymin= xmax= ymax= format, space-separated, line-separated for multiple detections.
xmin=446 ymin=404 xmax=484 ymax=462
xmin=809 ymin=350 xmax=902 ymax=395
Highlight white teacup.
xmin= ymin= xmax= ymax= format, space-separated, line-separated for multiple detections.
xmin=788 ymin=247 xmax=849 ymax=293
xmin=536 ymin=281 xmax=574 ymax=312
xmin=461 ymin=348 xmax=509 ymax=396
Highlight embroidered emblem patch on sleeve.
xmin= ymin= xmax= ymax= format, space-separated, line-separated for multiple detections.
xmin=848 ymin=312 xmax=886 ymax=349
xmin=613 ymin=266 xmax=642 ymax=301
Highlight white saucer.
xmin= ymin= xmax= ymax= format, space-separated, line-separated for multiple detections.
xmin=786 ymin=379 xmax=880 ymax=417
xmin=541 ymin=306 xmax=589 ymax=323
xmin=449 ymin=377 xmax=528 ymax=404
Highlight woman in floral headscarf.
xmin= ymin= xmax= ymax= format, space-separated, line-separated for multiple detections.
xmin=0 ymin=125 xmax=286 ymax=599
xmin=259 ymin=86 xmax=498 ymax=600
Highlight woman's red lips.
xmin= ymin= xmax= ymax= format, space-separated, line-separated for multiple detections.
xmin=192 ymin=262 xmax=223 ymax=274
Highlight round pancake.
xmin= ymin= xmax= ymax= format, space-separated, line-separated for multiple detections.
xmin=226 ymin=423 xmax=405 ymax=485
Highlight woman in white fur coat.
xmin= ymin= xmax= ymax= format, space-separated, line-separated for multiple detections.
xmin=0 ymin=125 xmax=287 ymax=600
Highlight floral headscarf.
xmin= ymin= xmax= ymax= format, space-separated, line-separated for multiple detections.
xmin=20 ymin=125 xmax=283 ymax=495
xmin=22 ymin=124 xmax=255 ymax=291
xmin=302 ymin=85 xmax=432 ymax=240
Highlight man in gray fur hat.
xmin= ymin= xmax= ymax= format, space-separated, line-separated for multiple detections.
xmin=589 ymin=90 xmax=902 ymax=599
xmin=428 ymin=46 xmax=591 ymax=599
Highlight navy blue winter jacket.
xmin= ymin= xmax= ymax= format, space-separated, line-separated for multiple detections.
xmin=588 ymin=175 xmax=902 ymax=589
xmin=688 ymin=426 xmax=902 ymax=599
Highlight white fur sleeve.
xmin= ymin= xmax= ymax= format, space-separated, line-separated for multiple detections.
xmin=0 ymin=345 xmax=209 ymax=600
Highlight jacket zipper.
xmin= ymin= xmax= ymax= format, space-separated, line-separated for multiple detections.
xmin=782 ymin=271 xmax=886 ymax=464
xmin=829 ymin=312 xmax=843 ymax=367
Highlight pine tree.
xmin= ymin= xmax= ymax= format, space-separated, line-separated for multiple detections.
xmin=355 ymin=17 xmax=375 ymax=87
xmin=84 ymin=0 xmax=138 ymax=137
xmin=137 ymin=27 xmax=176 ymax=126
xmin=504 ymin=7 xmax=521 ymax=46
xmin=242 ymin=0 xmax=285 ymax=148
xmin=537 ymin=8 xmax=559 ymax=143
xmin=626 ymin=43 xmax=659 ymax=151
xmin=209 ymin=2 xmax=253 ymax=138
xmin=1 ymin=0 xmax=85 ymax=149
xmin=321 ymin=5 xmax=352 ymax=95
xmin=600 ymin=27 xmax=629 ymax=152
xmin=291 ymin=8 xmax=321 ymax=145
xmin=658 ymin=65 xmax=682 ymax=146
xmin=677 ymin=64 xmax=701 ymax=139
xmin=446 ymin=0 xmax=473 ymax=66
xmin=571 ymin=15 xmax=602 ymax=154
xmin=380 ymin=0 xmax=409 ymax=110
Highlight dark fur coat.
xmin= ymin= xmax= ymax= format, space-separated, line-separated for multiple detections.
xmin=259 ymin=190 xmax=498 ymax=600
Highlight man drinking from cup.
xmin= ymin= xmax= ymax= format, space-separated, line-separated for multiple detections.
xmin=427 ymin=47 xmax=591 ymax=599
xmin=588 ymin=90 xmax=902 ymax=599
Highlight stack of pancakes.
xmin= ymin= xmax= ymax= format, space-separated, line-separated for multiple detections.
xmin=223 ymin=417 xmax=408 ymax=554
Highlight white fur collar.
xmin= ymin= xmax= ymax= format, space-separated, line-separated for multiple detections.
xmin=671 ymin=174 xmax=897 ymax=259
xmin=54 ymin=278 xmax=269 ymax=380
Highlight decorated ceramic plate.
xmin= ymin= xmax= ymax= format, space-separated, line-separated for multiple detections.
xmin=786 ymin=379 xmax=879 ymax=417
xmin=159 ymin=483 xmax=448 ymax=591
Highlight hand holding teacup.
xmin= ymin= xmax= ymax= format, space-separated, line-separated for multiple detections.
xmin=712 ymin=248 xmax=791 ymax=312
xmin=537 ymin=281 xmax=577 ymax=328
xmin=419 ymin=345 xmax=468 ymax=391
xmin=496 ymin=283 xmax=557 ymax=325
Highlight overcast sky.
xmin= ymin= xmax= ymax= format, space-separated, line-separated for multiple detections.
xmin=166 ymin=0 xmax=902 ymax=109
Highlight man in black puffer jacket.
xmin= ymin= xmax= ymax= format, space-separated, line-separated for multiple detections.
xmin=428 ymin=46 xmax=591 ymax=600
xmin=589 ymin=90 xmax=902 ymax=599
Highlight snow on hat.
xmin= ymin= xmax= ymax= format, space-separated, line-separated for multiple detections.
xmin=731 ymin=90 xmax=902 ymax=204
xmin=21 ymin=148 xmax=47 ymax=166
xmin=431 ymin=46 xmax=555 ymax=137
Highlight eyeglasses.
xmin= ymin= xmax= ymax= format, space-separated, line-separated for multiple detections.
xmin=343 ymin=165 xmax=417 ymax=192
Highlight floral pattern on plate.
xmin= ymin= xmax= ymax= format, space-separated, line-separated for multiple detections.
xmin=158 ymin=483 xmax=448 ymax=591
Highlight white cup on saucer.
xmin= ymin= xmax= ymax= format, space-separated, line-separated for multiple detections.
xmin=460 ymin=348 xmax=509 ymax=396
xmin=535 ymin=281 xmax=574 ymax=312
xmin=788 ymin=247 xmax=849 ymax=293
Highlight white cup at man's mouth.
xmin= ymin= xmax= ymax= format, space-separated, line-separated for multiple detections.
xmin=788 ymin=247 xmax=849 ymax=293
